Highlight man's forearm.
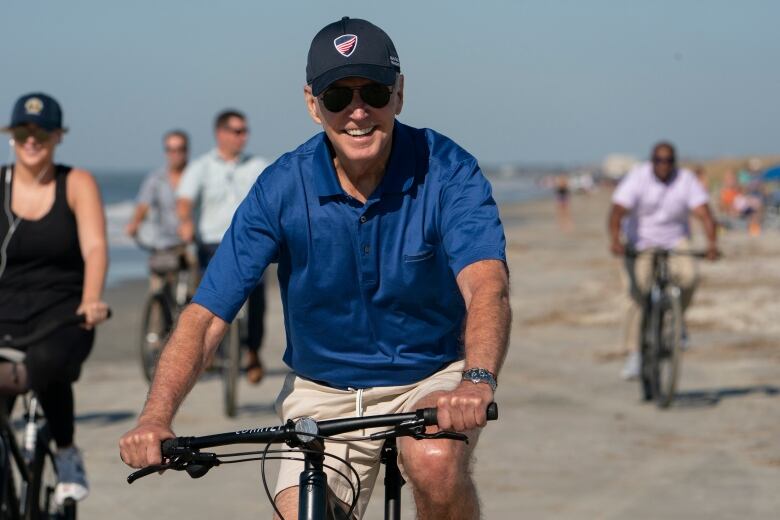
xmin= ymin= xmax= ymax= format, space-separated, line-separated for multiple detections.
xmin=462 ymin=277 xmax=511 ymax=378
xmin=139 ymin=305 xmax=226 ymax=425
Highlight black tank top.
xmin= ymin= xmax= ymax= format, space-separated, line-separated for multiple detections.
xmin=0 ymin=164 xmax=85 ymax=322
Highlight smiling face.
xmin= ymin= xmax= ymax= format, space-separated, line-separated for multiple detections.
xmin=11 ymin=124 xmax=61 ymax=172
xmin=305 ymin=75 xmax=404 ymax=171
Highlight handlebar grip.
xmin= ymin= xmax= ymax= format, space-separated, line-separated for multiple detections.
xmin=486 ymin=402 xmax=498 ymax=421
xmin=422 ymin=402 xmax=498 ymax=426
xmin=161 ymin=438 xmax=179 ymax=456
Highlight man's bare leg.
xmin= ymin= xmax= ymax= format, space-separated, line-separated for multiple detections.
xmin=399 ymin=391 xmax=481 ymax=520
xmin=273 ymin=487 xmax=297 ymax=520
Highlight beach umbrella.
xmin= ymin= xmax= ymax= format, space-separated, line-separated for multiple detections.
xmin=762 ymin=165 xmax=780 ymax=181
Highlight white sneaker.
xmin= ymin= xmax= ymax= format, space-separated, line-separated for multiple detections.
xmin=54 ymin=446 xmax=89 ymax=505
xmin=621 ymin=352 xmax=641 ymax=380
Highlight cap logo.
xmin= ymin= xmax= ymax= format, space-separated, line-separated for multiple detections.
xmin=334 ymin=34 xmax=358 ymax=57
xmin=24 ymin=97 xmax=44 ymax=115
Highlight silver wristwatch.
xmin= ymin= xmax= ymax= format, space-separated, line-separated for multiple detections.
xmin=462 ymin=368 xmax=497 ymax=391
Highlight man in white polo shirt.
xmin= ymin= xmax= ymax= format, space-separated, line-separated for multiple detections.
xmin=608 ymin=141 xmax=719 ymax=379
xmin=177 ymin=109 xmax=269 ymax=384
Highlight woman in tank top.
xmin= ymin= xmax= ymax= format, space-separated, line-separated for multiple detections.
xmin=0 ymin=93 xmax=108 ymax=506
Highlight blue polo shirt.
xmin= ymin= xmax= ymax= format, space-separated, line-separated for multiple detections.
xmin=193 ymin=121 xmax=506 ymax=388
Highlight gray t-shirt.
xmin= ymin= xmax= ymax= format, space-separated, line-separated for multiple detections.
xmin=177 ymin=149 xmax=269 ymax=244
xmin=137 ymin=168 xmax=182 ymax=249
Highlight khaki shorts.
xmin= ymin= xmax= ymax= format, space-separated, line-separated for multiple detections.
xmin=273 ymin=360 xmax=465 ymax=518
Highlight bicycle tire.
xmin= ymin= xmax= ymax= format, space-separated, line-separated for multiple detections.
xmin=222 ymin=320 xmax=241 ymax=418
xmin=139 ymin=293 xmax=173 ymax=383
xmin=0 ymin=437 xmax=19 ymax=520
xmin=654 ymin=289 xmax=683 ymax=408
xmin=26 ymin=426 xmax=56 ymax=520
xmin=638 ymin=307 xmax=654 ymax=402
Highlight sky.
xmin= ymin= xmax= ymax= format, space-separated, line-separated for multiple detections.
xmin=2 ymin=0 xmax=779 ymax=170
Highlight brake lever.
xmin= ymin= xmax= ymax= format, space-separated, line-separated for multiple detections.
xmin=127 ymin=463 xmax=171 ymax=484
xmin=126 ymin=452 xmax=219 ymax=483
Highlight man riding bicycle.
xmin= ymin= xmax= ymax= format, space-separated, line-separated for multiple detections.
xmin=126 ymin=130 xmax=194 ymax=293
xmin=120 ymin=17 xmax=510 ymax=520
xmin=608 ymin=141 xmax=719 ymax=379
xmin=177 ymin=110 xmax=269 ymax=384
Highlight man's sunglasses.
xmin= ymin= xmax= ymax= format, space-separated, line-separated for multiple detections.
xmin=320 ymin=84 xmax=393 ymax=113
xmin=165 ymin=146 xmax=188 ymax=153
xmin=11 ymin=126 xmax=53 ymax=144
xmin=221 ymin=126 xmax=248 ymax=136
xmin=652 ymin=157 xmax=675 ymax=165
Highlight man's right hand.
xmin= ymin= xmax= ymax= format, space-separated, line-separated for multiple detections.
xmin=610 ymin=239 xmax=626 ymax=257
xmin=119 ymin=422 xmax=175 ymax=468
xmin=178 ymin=219 xmax=195 ymax=243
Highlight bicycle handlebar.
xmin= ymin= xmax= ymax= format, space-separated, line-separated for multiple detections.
xmin=624 ymin=247 xmax=710 ymax=259
xmin=127 ymin=403 xmax=498 ymax=484
xmin=0 ymin=309 xmax=112 ymax=349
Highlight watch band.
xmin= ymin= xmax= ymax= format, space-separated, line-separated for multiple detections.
xmin=462 ymin=368 xmax=497 ymax=391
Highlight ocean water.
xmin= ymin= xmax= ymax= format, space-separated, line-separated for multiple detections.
xmin=96 ymin=167 xmax=549 ymax=287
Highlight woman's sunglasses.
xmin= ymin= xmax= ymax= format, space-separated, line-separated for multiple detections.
xmin=320 ymin=84 xmax=393 ymax=113
xmin=11 ymin=126 xmax=53 ymax=144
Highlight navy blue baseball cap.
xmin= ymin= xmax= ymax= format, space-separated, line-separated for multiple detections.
xmin=306 ymin=17 xmax=401 ymax=96
xmin=4 ymin=92 xmax=65 ymax=131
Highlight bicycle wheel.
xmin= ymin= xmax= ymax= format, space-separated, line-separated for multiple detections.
xmin=638 ymin=307 xmax=654 ymax=402
xmin=26 ymin=427 xmax=57 ymax=520
xmin=139 ymin=294 xmax=173 ymax=383
xmin=221 ymin=320 xmax=241 ymax=418
xmin=0 ymin=437 xmax=20 ymax=520
xmin=653 ymin=288 xmax=683 ymax=408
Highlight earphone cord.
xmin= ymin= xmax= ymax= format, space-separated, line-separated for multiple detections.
xmin=0 ymin=163 xmax=50 ymax=281
xmin=0 ymin=165 xmax=19 ymax=281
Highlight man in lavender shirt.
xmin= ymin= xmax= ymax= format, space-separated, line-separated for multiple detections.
xmin=608 ymin=141 xmax=719 ymax=379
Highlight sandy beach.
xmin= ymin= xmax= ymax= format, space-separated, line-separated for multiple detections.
xmin=73 ymin=188 xmax=779 ymax=519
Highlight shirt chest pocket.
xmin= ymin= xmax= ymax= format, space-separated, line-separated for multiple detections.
xmin=398 ymin=246 xmax=440 ymax=289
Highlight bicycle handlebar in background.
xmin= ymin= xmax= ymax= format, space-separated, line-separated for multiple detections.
xmin=624 ymin=247 xmax=710 ymax=259
xmin=0 ymin=309 xmax=112 ymax=349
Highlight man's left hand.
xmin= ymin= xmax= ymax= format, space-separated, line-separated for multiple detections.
xmin=706 ymin=245 xmax=721 ymax=261
xmin=435 ymin=381 xmax=494 ymax=432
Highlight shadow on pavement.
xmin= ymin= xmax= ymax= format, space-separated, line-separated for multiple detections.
xmin=235 ymin=402 xmax=277 ymax=416
xmin=673 ymin=385 xmax=779 ymax=408
xmin=76 ymin=410 xmax=137 ymax=425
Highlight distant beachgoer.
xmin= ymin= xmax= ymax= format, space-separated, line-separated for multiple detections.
xmin=719 ymin=169 xmax=740 ymax=216
xmin=0 ymin=92 xmax=109 ymax=505
xmin=554 ymin=175 xmax=573 ymax=231
xmin=608 ymin=141 xmax=719 ymax=380
xmin=719 ymin=169 xmax=763 ymax=235
xmin=176 ymin=110 xmax=269 ymax=384
xmin=126 ymin=130 xmax=193 ymax=291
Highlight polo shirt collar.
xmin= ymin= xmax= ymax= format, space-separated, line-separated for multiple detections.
xmin=209 ymin=148 xmax=250 ymax=165
xmin=312 ymin=121 xmax=417 ymax=198
xmin=382 ymin=121 xmax=416 ymax=194
xmin=313 ymin=138 xmax=343 ymax=197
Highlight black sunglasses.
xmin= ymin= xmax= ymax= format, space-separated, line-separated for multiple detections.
xmin=652 ymin=157 xmax=675 ymax=165
xmin=11 ymin=126 xmax=53 ymax=144
xmin=320 ymin=84 xmax=393 ymax=113
xmin=221 ymin=126 xmax=248 ymax=136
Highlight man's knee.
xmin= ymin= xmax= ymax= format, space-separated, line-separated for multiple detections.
xmin=401 ymin=437 xmax=470 ymax=491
